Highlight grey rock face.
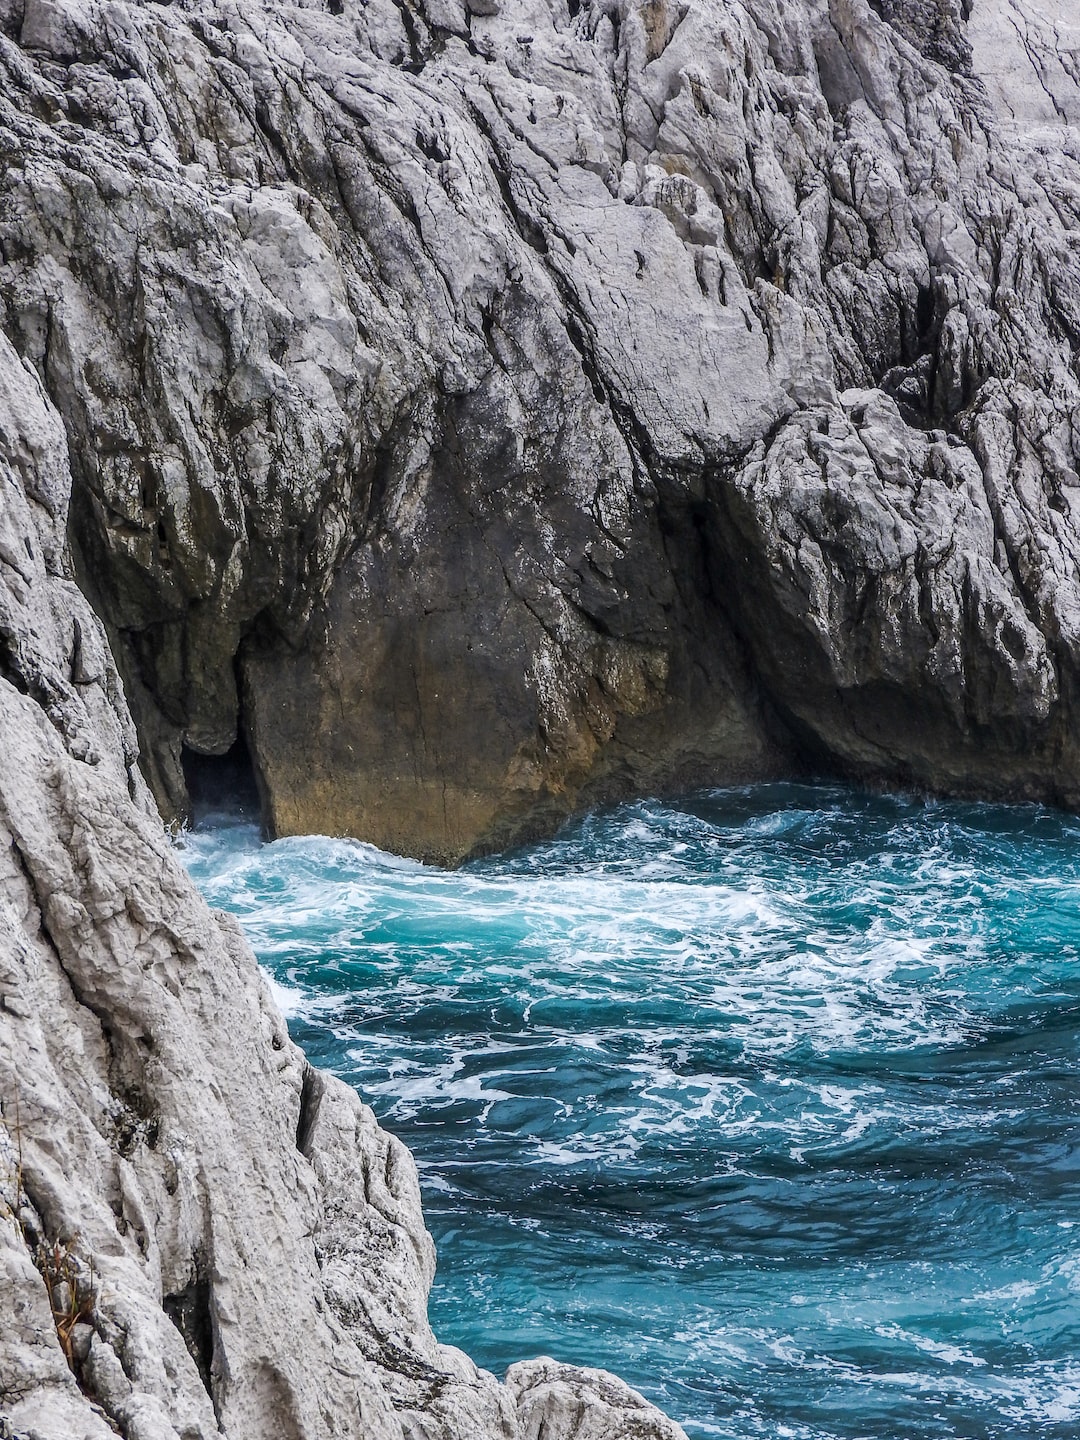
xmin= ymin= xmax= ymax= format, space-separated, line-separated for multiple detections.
xmin=3 ymin=0 xmax=1080 ymax=1434
xmin=505 ymin=1359 xmax=693 ymax=1440
xmin=0 ymin=328 xmax=684 ymax=1436
xmin=968 ymin=0 xmax=1080 ymax=125
xmin=4 ymin=0 xmax=1080 ymax=1426
xmin=8 ymin=0 xmax=1080 ymax=860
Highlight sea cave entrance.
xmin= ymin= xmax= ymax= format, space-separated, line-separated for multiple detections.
xmin=181 ymin=730 xmax=264 ymax=829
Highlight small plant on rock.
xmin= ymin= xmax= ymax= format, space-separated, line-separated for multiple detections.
xmin=3 ymin=1089 xmax=98 ymax=1374
xmin=36 ymin=1236 xmax=97 ymax=1370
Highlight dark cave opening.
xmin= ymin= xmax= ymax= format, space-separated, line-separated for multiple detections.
xmin=181 ymin=732 xmax=263 ymax=828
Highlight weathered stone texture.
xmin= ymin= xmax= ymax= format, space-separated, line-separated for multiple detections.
xmin=7 ymin=0 xmax=1080 ymax=860
xmin=0 ymin=323 xmax=683 ymax=1436
xmin=4 ymin=0 xmax=1080 ymax=1428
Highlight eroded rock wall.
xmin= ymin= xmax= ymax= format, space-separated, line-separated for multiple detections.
xmin=4 ymin=0 xmax=1080 ymax=1434
xmin=0 ymin=328 xmax=685 ymax=1437
xmin=7 ymin=0 xmax=1080 ymax=861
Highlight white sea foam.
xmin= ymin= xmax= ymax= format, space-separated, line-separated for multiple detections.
xmin=969 ymin=1280 xmax=1038 ymax=1304
xmin=181 ymin=785 xmax=1080 ymax=1440
xmin=873 ymin=1324 xmax=987 ymax=1367
xmin=263 ymin=969 xmax=306 ymax=1019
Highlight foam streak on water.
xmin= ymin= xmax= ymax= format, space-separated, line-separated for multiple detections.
xmin=180 ymin=784 xmax=1080 ymax=1439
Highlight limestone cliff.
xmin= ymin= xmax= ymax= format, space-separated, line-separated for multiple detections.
xmin=0 ymin=328 xmax=684 ymax=1436
xmin=4 ymin=0 xmax=1080 ymax=863
xmin=3 ymin=0 xmax=1080 ymax=1434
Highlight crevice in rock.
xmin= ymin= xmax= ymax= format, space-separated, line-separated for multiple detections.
xmin=111 ymin=1084 xmax=161 ymax=1159
xmin=163 ymin=1262 xmax=218 ymax=1415
xmin=296 ymin=1064 xmax=325 ymax=1160
xmin=0 ymin=630 xmax=30 ymax=697
xmin=563 ymin=314 xmax=607 ymax=407
xmin=3 ymin=828 xmax=159 ymax=1160
xmin=465 ymin=98 xmax=549 ymax=256
xmin=394 ymin=0 xmax=430 ymax=75
xmin=551 ymin=286 xmax=659 ymax=473
xmin=31 ymin=1232 xmax=98 ymax=1381
xmin=9 ymin=1162 xmax=103 ymax=1409
xmin=876 ymin=284 xmax=977 ymax=435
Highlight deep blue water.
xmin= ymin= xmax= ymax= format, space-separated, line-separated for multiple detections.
xmin=180 ymin=784 xmax=1080 ymax=1439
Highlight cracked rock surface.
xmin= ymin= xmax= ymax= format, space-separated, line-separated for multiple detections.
xmin=0 ymin=329 xmax=684 ymax=1436
xmin=3 ymin=0 xmax=1080 ymax=1432
xmin=7 ymin=0 xmax=1080 ymax=860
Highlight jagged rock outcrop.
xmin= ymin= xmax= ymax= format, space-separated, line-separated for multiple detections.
xmin=0 ymin=329 xmax=683 ymax=1437
xmin=5 ymin=0 xmax=1080 ymax=861
xmin=4 ymin=0 xmax=1080 ymax=1434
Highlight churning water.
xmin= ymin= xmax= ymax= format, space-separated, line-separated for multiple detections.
xmin=180 ymin=784 xmax=1080 ymax=1439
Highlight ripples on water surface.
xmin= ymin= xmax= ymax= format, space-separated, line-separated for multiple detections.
xmin=181 ymin=785 xmax=1080 ymax=1439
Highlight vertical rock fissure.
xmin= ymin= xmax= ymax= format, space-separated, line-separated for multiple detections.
xmin=163 ymin=1263 xmax=218 ymax=1417
xmin=296 ymin=1065 xmax=325 ymax=1160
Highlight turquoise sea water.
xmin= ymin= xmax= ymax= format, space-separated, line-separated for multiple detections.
xmin=180 ymin=784 xmax=1080 ymax=1439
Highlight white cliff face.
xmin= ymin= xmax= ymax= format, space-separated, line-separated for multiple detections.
xmin=4 ymin=0 xmax=1080 ymax=860
xmin=968 ymin=0 xmax=1080 ymax=126
xmin=0 ymin=332 xmax=685 ymax=1437
xmin=3 ymin=0 xmax=1080 ymax=1433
